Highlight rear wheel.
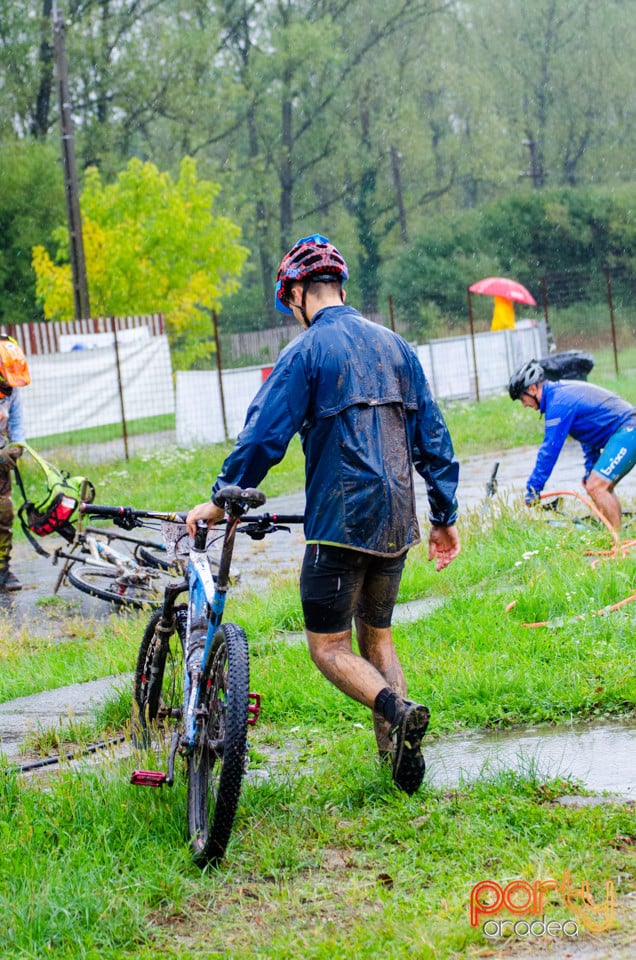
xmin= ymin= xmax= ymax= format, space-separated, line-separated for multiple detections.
xmin=132 ymin=606 xmax=187 ymax=750
xmin=187 ymin=621 xmax=249 ymax=866
xmin=66 ymin=564 xmax=172 ymax=609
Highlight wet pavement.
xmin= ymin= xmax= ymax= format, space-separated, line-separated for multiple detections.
xmin=1 ymin=442 xmax=635 ymax=794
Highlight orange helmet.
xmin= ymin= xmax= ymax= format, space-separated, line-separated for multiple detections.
xmin=0 ymin=336 xmax=30 ymax=388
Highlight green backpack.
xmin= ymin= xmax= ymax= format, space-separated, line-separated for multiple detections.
xmin=14 ymin=443 xmax=95 ymax=553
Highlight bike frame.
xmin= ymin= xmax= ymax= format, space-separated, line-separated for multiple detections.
xmin=51 ymin=525 xmax=167 ymax=596
xmin=180 ymin=517 xmax=235 ymax=753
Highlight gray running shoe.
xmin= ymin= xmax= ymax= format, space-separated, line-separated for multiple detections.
xmin=0 ymin=568 xmax=21 ymax=591
xmin=391 ymin=701 xmax=430 ymax=795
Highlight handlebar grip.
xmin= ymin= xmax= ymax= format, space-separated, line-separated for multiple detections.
xmin=80 ymin=502 xmax=129 ymax=517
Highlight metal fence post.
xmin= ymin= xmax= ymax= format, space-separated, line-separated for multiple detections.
xmin=466 ymin=287 xmax=480 ymax=401
xmin=111 ymin=316 xmax=130 ymax=460
xmin=212 ymin=310 xmax=229 ymax=442
xmin=604 ymin=268 xmax=620 ymax=377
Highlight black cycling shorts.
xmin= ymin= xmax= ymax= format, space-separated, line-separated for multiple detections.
xmin=299 ymin=543 xmax=407 ymax=634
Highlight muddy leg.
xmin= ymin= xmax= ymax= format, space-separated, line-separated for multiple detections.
xmin=356 ymin=617 xmax=406 ymax=757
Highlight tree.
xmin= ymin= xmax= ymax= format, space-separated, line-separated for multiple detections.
xmin=0 ymin=140 xmax=65 ymax=324
xmin=32 ymin=157 xmax=249 ymax=366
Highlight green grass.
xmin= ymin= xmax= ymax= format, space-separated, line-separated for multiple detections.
xmin=1 ymin=746 xmax=633 ymax=958
xmin=2 ymin=401 xmax=635 ymax=958
xmin=29 ymin=413 xmax=176 ymax=451
xmin=14 ymin=434 xmax=306 ymax=520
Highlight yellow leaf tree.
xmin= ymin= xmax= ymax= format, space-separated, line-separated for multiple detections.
xmin=32 ymin=157 xmax=249 ymax=366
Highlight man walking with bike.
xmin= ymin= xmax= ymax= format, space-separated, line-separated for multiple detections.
xmin=509 ymin=359 xmax=636 ymax=529
xmin=187 ymin=234 xmax=460 ymax=795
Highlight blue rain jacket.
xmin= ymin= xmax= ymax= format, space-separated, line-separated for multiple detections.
xmin=527 ymin=379 xmax=636 ymax=498
xmin=212 ymin=305 xmax=459 ymax=557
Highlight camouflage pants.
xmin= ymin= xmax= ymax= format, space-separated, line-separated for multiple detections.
xmin=0 ymin=468 xmax=14 ymax=569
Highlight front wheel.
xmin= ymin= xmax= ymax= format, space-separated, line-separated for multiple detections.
xmin=66 ymin=564 xmax=172 ymax=609
xmin=188 ymin=621 xmax=250 ymax=867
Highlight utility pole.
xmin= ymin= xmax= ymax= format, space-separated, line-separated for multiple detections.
xmin=52 ymin=1 xmax=91 ymax=321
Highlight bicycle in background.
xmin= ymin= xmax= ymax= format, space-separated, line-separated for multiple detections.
xmin=14 ymin=444 xmax=180 ymax=609
xmin=81 ymin=488 xmax=304 ymax=866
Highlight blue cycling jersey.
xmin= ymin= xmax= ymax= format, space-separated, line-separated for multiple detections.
xmin=526 ymin=379 xmax=636 ymax=498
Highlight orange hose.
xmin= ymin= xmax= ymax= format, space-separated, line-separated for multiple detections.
xmin=539 ymin=489 xmax=620 ymax=543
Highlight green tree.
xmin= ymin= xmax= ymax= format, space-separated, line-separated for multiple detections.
xmin=32 ymin=156 xmax=249 ymax=366
xmin=0 ymin=140 xmax=65 ymax=324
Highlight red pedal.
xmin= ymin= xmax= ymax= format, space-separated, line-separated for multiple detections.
xmin=248 ymin=692 xmax=261 ymax=725
xmin=130 ymin=769 xmax=168 ymax=787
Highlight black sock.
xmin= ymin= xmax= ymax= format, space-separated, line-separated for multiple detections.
xmin=374 ymin=687 xmax=402 ymax=724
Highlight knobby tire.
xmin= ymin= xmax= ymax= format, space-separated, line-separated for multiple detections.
xmin=188 ymin=622 xmax=249 ymax=867
xmin=132 ymin=606 xmax=187 ymax=750
xmin=66 ymin=565 xmax=171 ymax=609
xmin=136 ymin=543 xmax=181 ymax=575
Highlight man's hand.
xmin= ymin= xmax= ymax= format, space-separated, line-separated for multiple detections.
xmin=186 ymin=500 xmax=225 ymax=537
xmin=525 ymin=491 xmax=541 ymax=507
xmin=6 ymin=443 xmax=23 ymax=459
xmin=428 ymin=524 xmax=460 ymax=572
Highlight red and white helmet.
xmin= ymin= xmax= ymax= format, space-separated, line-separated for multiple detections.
xmin=275 ymin=234 xmax=349 ymax=314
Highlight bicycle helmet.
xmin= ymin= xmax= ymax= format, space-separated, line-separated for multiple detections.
xmin=275 ymin=234 xmax=349 ymax=315
xmin=508 ymin=359 xmax=545 ymax=400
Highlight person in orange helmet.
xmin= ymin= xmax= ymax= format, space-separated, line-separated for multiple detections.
xmin=0 ymin=336 xmax=30 ymax=590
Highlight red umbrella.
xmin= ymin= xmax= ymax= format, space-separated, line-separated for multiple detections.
xmin=469 ymin=276 xmax=537 ymax=306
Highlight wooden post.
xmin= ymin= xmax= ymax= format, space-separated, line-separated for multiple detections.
xmin=388 ymin=295 xmax=396 ymax=332
xmin=52 ymin=2 xmax=90 ymax=321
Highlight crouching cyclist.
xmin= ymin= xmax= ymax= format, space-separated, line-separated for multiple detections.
xmin=509 ymin=359 xmax=636 ymax=530
xmin=187 ymin=234 xmax=460 ymax=795
xmin=0 ymin=336 xmax=30 ymax=591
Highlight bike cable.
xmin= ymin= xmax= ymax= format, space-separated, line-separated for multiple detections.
xmin=3 ymin=734 xmax=127 ymax=775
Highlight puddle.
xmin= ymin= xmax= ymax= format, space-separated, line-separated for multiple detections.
xmin=247 ymin=718 xmax=636 ymax=799
xmin=1 ymin=668 xmax=634 ymax=799
xmin=425 ymin=718 xmax=636 ymax=796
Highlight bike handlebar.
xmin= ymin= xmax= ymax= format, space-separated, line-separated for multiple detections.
xmin=80 ymin=502 xmax=304 ymax=536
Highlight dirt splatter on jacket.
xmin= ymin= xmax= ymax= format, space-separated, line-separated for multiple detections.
xmin=212 ymin=305 xmax=459 ymax=557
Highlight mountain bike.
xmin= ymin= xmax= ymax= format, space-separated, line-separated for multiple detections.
xmin=52 ymin=522 xmax=181 ymax=608
xmin=20 ymin=493 xmax=182 ymax=610
xmin=80 ymin=487 xmax=304 ymax=866
xmin=14 ymin=445 xmax=181 ymax=609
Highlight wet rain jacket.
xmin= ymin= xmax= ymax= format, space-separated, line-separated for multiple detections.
xmin=526 ymin=379 xmax=636 ymax=498
xmin=212 ymin=305 xmax=459 ymax=556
